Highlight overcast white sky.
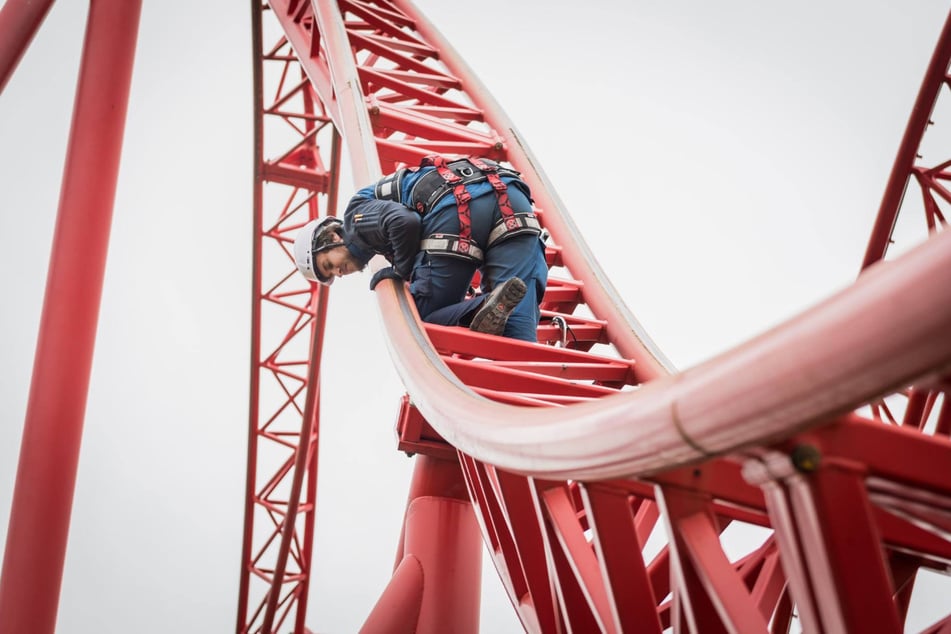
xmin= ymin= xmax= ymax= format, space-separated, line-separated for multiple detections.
xmin=1 ymin=1 xmax=949 ymax=632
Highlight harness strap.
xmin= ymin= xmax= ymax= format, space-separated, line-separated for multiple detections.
xmin=420 ymin=234 xmax=485 ymax=262
xmin=416 ymin=154 xmax=541 ymax=263
xmin=467 ymin=156 xmax=520 ymax=232
xmin=374 ymin=168 xmax=406 ymax=202
xmin=487 ymin=214 xmax=542 ymax=247
xmin=426 ymin=154 xmax=477 ymax=258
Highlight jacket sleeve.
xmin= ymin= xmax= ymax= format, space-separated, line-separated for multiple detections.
xmin=344 ymin=195 xmax=421 ymax=279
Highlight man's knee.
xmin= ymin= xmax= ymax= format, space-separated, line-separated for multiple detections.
xmin=502 ymin=309 xmax=540 ymax=342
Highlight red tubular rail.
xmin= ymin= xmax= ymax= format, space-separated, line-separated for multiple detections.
xmin=379 ymin=228 xmax=951 ymax=478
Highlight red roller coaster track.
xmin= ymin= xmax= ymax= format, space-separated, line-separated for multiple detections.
xmin=1 ymin=1 xmax=950 ymax=633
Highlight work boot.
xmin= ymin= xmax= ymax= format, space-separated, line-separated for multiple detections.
xmin=469 ymin=277 xmax=527 ymax=336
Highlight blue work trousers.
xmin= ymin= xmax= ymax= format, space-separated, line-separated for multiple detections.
xmin=409 ymin=189 xmax=548 ymax=342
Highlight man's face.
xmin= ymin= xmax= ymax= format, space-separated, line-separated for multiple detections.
xmin=315 ymin=235 xmax=362 ymax=280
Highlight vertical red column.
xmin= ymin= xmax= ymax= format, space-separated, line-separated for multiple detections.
xmin=0 ymin=1 xmax=142 ymax=632
xmin=360 ymin=455 xmax=483 ymax=633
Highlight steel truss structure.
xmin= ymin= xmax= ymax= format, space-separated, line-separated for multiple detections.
xmin=236 ymin=2 xmax=951 ymax=632
xmin=2 ymin=1 xmax=951 ymax=633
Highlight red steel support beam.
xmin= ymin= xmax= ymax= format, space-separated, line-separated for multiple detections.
xmin=540 ymin=484 xmax=614 ymax=632
xmin=0 ymin=1 xmax=142 ymax=631
xmin=262 ymin=4 xmax=951 ymax=631
xmin=493 ymin=470 xmax=564 ymax=633
xmin=862 ymin=9 xmax=951 ymax=269
xmin=236 ymin=4 xmax=265 ymax=628
xmin=259 ymin=315 xmax=326 ymax=634
xmin=237 ymin=6 xmax=344 ymax=630
xmin=458 ymin=457 xmax=563 ymax=633
xmin=787 ymin=462 xmax=902 ymax=632
xmin=0 ymin=0 xmax=56 ymax=93
xmin=362 ymin=455 xmax=482 ymax=633
xmin=657 ymin=486 xmax=770 ymax=633
xmin=581 ymin=483 xmax=663 ymax=634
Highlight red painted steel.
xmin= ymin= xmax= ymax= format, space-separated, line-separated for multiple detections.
xmin=387 ymin=230 xmax=951 ymax=479
xmin=862 ymin=10 xmax=951 ymax=270
xmin=3 ymin=1 xmax=948 ymax=632
xmin=0 ymin=1 xmax=142 ymax=631
xmin=246 ymin=2 xmax=951 ymax=632
xmin=362 ymin=456 xmax=482 ymax=632
xmin=581 ymin=483 xmax=663 ymax=633
xmin=235 ymin=5 xmax=343 ymax=632
xmin=0 ymin=0 xmax=56 ymax=93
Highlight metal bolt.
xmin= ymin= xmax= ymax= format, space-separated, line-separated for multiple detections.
xmin=790 ymin=444 xmax=821 ymax=473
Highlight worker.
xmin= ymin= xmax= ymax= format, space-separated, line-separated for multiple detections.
xmin=293 ymin=155 xmax=549 ymax=342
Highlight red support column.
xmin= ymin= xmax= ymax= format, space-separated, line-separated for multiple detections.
xmin=361 ymin=455 xmax=482 ymax=633
xmin=0 ymin=0 xmax=56 ymax=93
xmin=0 ymin=1 xmax=142 ymax=632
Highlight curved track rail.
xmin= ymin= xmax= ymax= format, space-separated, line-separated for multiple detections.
xmin=238 ymin=2 xmax=951 ymax=632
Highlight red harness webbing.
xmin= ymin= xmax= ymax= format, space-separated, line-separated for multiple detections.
xmin=425 ymin=155 xmax=474 ymax=256
xmin=420 ymin=154 xmax=519 ymax=257
xmin=467 ymin=156 xmax=520 ymax=231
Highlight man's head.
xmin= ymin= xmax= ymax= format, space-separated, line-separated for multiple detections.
xmin=293 ymin=217 xmax=364 ymax=285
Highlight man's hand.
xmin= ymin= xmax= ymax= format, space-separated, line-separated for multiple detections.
xmin=369 ymin=266 xmax=403 ymax=290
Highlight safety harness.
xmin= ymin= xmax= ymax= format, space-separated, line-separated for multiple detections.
xmin=374 ymin=155 xmax=541 ymax=263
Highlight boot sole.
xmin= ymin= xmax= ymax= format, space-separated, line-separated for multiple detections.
xmin=469 ymin=277 xmax=528 ymax=336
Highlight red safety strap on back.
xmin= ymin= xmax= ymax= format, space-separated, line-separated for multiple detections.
xmin=424 ymin=154 xmax=474 ymax=254
xmin=419 ymin=154 xmax=529 ymax=259
xmin=468 ymin=156 xmax=519 ymax=231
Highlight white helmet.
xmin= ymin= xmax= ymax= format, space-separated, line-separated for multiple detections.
xmin=293 ymin=216 xmax=345 ymax=285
